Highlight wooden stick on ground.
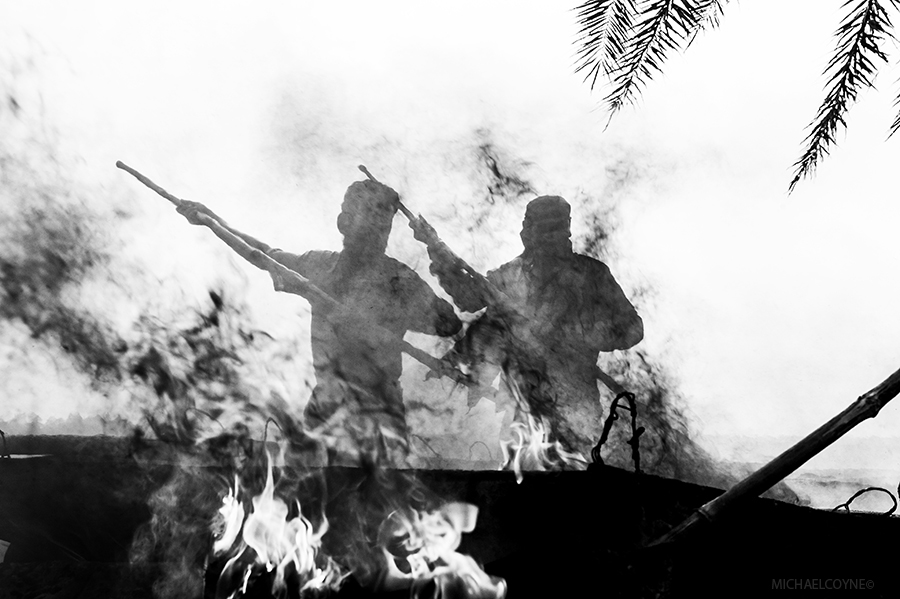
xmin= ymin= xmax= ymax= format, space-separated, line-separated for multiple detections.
xmin=651 ymin=365 xmax=900 ymax=546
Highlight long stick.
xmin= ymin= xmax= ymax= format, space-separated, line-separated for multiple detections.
xmin=358 ymin=165 xmax=499 ymax=302
xmin=651 ymin=365 xmax=900 ymax=546
xmin=117 ymin=161 xmax=464 ymax=383
xmin=116 ymin=161 xmax=184 ymax=206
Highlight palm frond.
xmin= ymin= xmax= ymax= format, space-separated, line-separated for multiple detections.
xmin=603 ymin=0 xmax=711 ymax=115
xmin=574 ymin=0 xmax=640 ymax=90
xmin=890 ymin=72 xmax=900 ymax=137
xmin=574 ymin=0 xmax=729 ymax=112
xmin=789 ymin=0 xmax=898 ymax=192
xmin=687 ymin=0 xmax=729 ymax=47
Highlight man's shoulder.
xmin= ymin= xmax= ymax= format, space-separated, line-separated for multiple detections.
xmin=487 ymin=253 xmax=609 ymax=278
xmin=379 ymin=254 xmax=417 ymax=272
xmin=303 ymin=250 xmax=340 ymax=267
xmin=487 ymin=255 xmax=524 ymax=279
xmin=378 ymin=255 xmax=429 ymax=284
xmin=571 ymin=253 xmax=610 ymax=274
xmin=570 ymin=254 xmax=618 ymax=291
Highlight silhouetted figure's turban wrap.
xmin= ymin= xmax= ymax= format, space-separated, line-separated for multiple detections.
xmin=522 ymin=196 xmax=571 ymax=234
xmin=341 ymin=180 xmax=400 ymax=216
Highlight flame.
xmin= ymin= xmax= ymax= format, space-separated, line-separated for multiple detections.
xmin=378 ymin=502 xmax=506 ymax=599
xmin=412 ymin=552 xmax=508 ymax=599
xmin=213 ymin=476 xmax=245 ymax=555
xmin=212 ymin=450 xmax=347 ymax=597
xmin=207 ymin=436 xmax=507 ymax=598
xmin=500 ymin=414 xmax=587 ymax=484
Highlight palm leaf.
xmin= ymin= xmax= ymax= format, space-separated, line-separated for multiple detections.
xmin=891 ymin=71 xmax=900 ymax=137
xmin=574 ymin=0 xmax=729 ymax=97
xmin=687 ymin=0 xmax=729 ymax=46
xmin=603 ymin=0 xmax=717 ymax=115
xmin=789 ymin=0 xmax=898 ymax=192
xmin=574 ymin=0 xmax=640 ymax=89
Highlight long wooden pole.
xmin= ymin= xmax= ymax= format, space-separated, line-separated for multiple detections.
xmin=651 ymin=365 xmax=900 ymax=546
xmin=116 ymin=161 xmax=465 ymax=384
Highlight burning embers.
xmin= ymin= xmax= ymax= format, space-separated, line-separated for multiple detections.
xmin=210 ymin=450 xmax=505 ymax=599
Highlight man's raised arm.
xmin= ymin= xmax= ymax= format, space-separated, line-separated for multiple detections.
xmin=115 ymin=161 xmax=279 ymax=257
xmin=176 ymin=201 xmax=274 ymax=255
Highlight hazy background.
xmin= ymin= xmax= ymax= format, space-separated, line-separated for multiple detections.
xmin=1 ymin=0 xmax=899 ymax=509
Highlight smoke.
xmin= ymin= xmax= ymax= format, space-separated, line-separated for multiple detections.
xmin=473 ymin=130 xmax=536 ymax=208
xmin=595 ymin=351 xmax=722 ymax=483
xmin=0 ymin=58 xmax=753 ymax=491
xmin=376 ymin=132 xmax=731 ymax=488
xmin=124 ymin=291 xmax=320 ymax=597
xmin=0 ymin=196 xmax=125 ymax=385
xmin=0 ymin=96 xmax=318 ymax=588
xmin=120 ymin=290 xmax=500 ymax=597
xmin=128 ymin=459 xmax=221 ymax=599
xmin=125 ymin=290 xmax=307 ymax=445
xmin=0 ymin=8 xmax=829 ymax=596
xmin=570 ymin=155 xmax=645 ymax=261
xmin=0 ymin=56 xmax=138 ymax=422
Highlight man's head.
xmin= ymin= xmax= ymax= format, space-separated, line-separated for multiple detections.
xmin=337 ymin=180 xmax=400 ymax=256
xmin=520 ymin=195 xmax=572 ymax=257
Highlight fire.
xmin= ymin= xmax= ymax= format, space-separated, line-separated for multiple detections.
xmin=213 ymin=477 xmax=244 ymax=555
xmin=378 ymin=502 xmax=507 ymax=599
xmin=212 ymin=453 xmax=506 ymax=598
xmin=500 ymin=414 xmax=587 ymax=484
xmin=212 ymin=450 xmax=347 ymax=597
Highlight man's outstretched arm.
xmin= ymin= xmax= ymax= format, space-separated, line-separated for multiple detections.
xmin=176 ymin=202 xmax=323 ymax=291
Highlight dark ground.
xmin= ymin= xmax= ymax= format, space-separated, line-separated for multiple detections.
xmin=1 ymin=435 xmax=898 ymax=598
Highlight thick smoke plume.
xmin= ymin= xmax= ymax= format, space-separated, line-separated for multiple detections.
xmin=393 ymin=132 xmax=739 ymax=488
xmin=596 ymin=350 xmax=728 ymax=484
xmin=125 ymin=291 xmax=315 ymax=597
xmin=0 ymin=74 xmax=134 ymax=418
xmin=0 ymin=195 xmax=125 ymax=386
xmin=0 ymin=16 xmax=820 ymax=597
xmin=123 ymin=292 xmax=504 ymax=597
xmin=571 ymin=168 xmax=798 ymax=499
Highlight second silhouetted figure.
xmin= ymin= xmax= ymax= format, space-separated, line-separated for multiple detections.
xmin=434 ymin=195 xmax=643 ymax=457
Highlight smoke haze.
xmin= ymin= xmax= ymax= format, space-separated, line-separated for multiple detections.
xmin=2 ymin=1 xmax=899 ymax=509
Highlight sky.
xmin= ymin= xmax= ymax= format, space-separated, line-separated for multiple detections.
xmin=1 ymin=1 xmax=899 ymax=505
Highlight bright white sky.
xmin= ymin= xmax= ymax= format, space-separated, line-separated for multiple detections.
xmin=2 ymin=1 xmax=900 ymax=496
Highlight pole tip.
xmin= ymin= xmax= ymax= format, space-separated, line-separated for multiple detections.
xmin=357 ymin=165 xmax=377 ymax=182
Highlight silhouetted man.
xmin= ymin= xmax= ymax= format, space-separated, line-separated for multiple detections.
xmin=177 ymin=180 xmax=462 ymax=463
xmin=436 ymin=196 xmax=643 ymax=456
